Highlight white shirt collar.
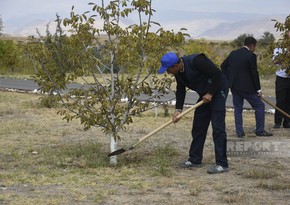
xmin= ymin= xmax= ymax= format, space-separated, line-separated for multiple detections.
xmin=243 ymin=46 xmax=249 ymax=50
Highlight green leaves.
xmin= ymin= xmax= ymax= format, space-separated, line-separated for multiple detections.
xmin=28 ymin=0 xmax=187 ymax=141
xmin=0 ymin=40 xmax=21 ymax=73
xmin=272 ymin=15 xmax=290 ymax=76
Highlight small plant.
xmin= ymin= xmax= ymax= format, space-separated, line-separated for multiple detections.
xmin=189 ymin=185 xmax=202 ymax=197
xmin=222 ymin=191 xmax=245 ymax=204
xmin=39 ymin=94 xmax=60 ymax=108
xmin=162 ymin=103 xmax=169 ymax=117
xmin=94 ymin=189 xmax=116 ymax=204
xmin=149 ymin=145 xmax=179 ymax=177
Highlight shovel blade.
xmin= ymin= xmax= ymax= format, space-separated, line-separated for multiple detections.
xmin=107 ymin=148 xmax=127 ymax=157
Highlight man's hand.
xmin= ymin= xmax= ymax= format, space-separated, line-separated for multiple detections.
xmin=172 ymin=111 xmax=181 ymax=123
xmin=257 ymin=90 xmax=262 ymax=97
xmin=202 ymin=93 xmax=213 ymax=103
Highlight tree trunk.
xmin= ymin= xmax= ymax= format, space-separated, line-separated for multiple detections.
xmin=154 ymin=97 xmax=158 ymax=118
xmin=109 ymin=134 xmax=117 ymax=165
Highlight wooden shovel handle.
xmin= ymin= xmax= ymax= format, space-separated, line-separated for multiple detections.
xmin=131 ymin=100 xmax=204 ymax=149
xmin=260 ymin=96 xmax=290 ymax=119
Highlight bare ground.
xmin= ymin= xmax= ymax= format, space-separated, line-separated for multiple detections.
xmin=0 ymin=90 xmax=290 ymax=205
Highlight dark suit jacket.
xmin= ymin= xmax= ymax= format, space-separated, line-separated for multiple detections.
xmin=221 ymin=47 xmax=261 ymax=93
xmin=174 ymin=54 xmax=228 ymax=110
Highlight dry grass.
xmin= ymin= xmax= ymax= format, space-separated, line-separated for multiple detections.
xmin=0 ymin=89 xmax=290 ymax=205
xmin=256 ymin=180 xmax=290 ymax=191
xmin=242 ymin=167 xmax=279 ymax=179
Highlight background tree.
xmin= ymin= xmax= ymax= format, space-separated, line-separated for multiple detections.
xmin=0 ymin=40 xmax=21 ymax=73
xmin=181 ymin=39 xmax=225 ymax=66
xmin=0 ymin=15 xmax=3 ymax=35
xmin=258 ymin=31 xmax=275 ymax=47
xmin=0 ymin=15 xmax=35 ymax=75
xmin=28 ymin=0 xmax=187 ymax=164
xmin=254 ymin=32 xmax=276 ymax=76
xmin=232 ymin=33 xmax=253 ymax=48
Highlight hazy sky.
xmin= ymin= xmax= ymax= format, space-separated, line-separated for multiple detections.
xmin=0 ymin=0 xmax=289 ymax=38
xmin=1 ymin=0 xmax=289 ymax=20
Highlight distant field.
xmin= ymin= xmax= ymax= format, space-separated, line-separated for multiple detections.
xmin=0 ymin=35 xmax=32 ymax=43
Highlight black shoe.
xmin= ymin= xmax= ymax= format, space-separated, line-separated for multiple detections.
xmin=179 ymin=160 xmax=202 ymax=169
xmin=255 ymin=130 xmax=273 ymax=137
xmin=207 ymin=165 xmax=229 ymax=174
xmin=283 ymin=123 xmax=290 ymax=128
xmin=237 ymin=133 xmax=245 ymax=138
xmin=273 ymin=123 xmax=281 ymax=129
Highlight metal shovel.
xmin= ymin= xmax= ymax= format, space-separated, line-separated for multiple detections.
xmin=108 ymin=100 xmax=204 ymax=157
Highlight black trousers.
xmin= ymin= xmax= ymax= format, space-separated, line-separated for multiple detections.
xmin=275 ymin=76 xmax=290 ymax=125
xmin=188 ymin=90 xmax=228 ymax=168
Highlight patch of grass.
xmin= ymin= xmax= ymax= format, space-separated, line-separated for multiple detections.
xmin=0 ymin=109 xmax=14 ymax=116
xmin=242 ymin=167 xmax=278 ymax=179
xmin=264 ymin=161 xmax=287 ymax=170
xmin=21 ymin=99 xmax=43 ymax=109
xmin=189 ymin=185 xmax=203 ymax=197
xmin=0 ymin=73 xmax=34 ymax=80
xmin=41 ymin=142 xmax=109 ymax=169
xmin=93 ymin=189 xmax=116 ymax=204
xmin=256 ymin=180 xmax=290 ymax=191
xmin=147 ymin=144 xmax=179 ymax=177
xmin=116 ymin=144 xmax=179 ymax=177
xmin=222 ymin=190 xmax=245 ymax=204
xmin=135 ymin=127 xmax=148 ymax=134
xmin=3 ymin=195 xmax=66 ymax=205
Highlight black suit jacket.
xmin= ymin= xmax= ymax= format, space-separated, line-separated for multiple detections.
xmin=221 ymin=47 xmax=261 ymax=93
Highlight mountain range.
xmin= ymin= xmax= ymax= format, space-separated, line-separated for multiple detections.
xmin=2 ymin=10 xmax=286 ymax=40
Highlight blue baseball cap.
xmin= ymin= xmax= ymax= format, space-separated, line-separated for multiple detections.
xmin=158 ymin=52 xmax=179 ymax=74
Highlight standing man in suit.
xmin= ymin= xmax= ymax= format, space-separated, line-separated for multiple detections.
xmin=272 ymin=30 xmax=290 ymax=129
xmin=221 ymin=37 xmax=273 ymax=137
